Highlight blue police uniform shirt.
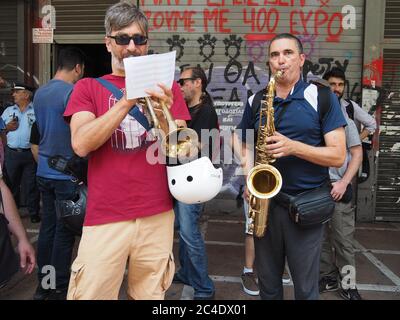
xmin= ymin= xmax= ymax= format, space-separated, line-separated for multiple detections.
xmin=237 ymin=79 xmax=347 ymax=195
xmin=33 ymin=79 xmax=75 ymax=180
xmin=1 ymin=103 xmax=35 ymax=149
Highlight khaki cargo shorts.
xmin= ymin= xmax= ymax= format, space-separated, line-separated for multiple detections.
xmin=67 ymin=210 xmax=175 ymax=300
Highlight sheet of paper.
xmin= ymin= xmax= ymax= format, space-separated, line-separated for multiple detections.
xmin=124 ymin=51 xmax=176 ymax=99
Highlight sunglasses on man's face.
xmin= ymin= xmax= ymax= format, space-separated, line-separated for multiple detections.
xmin=108 ymin=34 xmax=148 ymax=46
xmin=177 ymin=78 xmax=196 ymax=86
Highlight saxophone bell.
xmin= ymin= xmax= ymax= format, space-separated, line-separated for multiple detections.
xmin=247 ymin=164 xmax=282 ymax=200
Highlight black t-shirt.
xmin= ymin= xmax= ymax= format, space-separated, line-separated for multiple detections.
xmin=187 ymin=102 xmax=219 ymax=160
xmin=29 ymin=121 xmax=40 ymax=145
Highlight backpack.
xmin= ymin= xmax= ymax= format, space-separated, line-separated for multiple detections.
xmin=343 ymin=99 xmax=371 ymax=183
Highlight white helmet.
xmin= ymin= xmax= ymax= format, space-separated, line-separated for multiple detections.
xmin=167 ymin=157 xmax=223 ymax=204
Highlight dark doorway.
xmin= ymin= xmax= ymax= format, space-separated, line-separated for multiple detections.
xmin=54 ymin=44 xmax=111 ymax=78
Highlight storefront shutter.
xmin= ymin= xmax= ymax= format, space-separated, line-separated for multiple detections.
xmin=375 ymin=0 xmax=400 ymax=221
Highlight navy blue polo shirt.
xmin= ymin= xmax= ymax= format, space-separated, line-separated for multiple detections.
xmin=237 ymin=80 xmax=346 ymax=195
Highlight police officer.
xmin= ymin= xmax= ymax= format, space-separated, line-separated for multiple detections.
xmin=1 ymin=83 xmax=40 ymax=223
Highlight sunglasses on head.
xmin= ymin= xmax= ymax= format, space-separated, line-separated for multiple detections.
xmin=177 ymin=78 xmax=196 ymax=86
xmin=108 ymin=34 xmax=148 ymax=46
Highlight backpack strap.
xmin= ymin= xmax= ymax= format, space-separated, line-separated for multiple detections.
xmin=344 ymin=98 xmax=355 ymax=120
xmin=250 ymin=89 xmax=265 ymax=119
xmin=316 ymin=85 xmax=331 ymax=123
xmin=95 ymin=78 xmax=150 ymax=131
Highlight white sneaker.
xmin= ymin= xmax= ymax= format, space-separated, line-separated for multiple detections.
xmin=241 ymin=272 xmax=260 ymax=296
xmin=282 ymin=268 xmax=291 ymax=284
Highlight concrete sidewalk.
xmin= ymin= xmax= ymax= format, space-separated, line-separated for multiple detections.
xmin=1 ymin=199 xmax=400 ymax=300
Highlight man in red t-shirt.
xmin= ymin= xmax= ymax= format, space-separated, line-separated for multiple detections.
xmin=64 ymin=2 xmax=190 ymax=300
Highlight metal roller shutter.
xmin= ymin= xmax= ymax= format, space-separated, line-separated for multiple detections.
xmin=384 ymin=0 xmax=400 ymax=39
xmin=52 ymin=0 xmax=117 ymax=36
xmin=375 ymin=0 xmax=400 ymax=221
xmin=143 ymin=0 xmax=365 ymax=103
xmin=0 ymin=0 xmax=19 ymax=107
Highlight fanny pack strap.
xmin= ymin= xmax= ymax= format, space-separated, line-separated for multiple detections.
xmin=274 ymin=180 xmax=332 ymax=209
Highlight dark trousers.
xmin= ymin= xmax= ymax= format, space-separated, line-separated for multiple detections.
xmin=36 ymin=177 xmax=77 ymax=290
xmin=4 ymin=147 xmax=40 ymax=216
xmin=254 ymin=200 xmax=324 ymax=300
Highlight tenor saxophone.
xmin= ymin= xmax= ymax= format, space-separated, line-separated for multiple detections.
xmin=247 ymin=71 xmax=283 ymax=237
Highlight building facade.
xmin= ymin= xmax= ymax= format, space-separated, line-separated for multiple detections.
xmin=1 ymin=0 xmax=398 ymax=221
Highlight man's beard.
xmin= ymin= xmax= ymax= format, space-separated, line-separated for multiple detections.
xmin=111 ymin=53 xmax=125 ymax=71
xmin=334 ymin=91 xmax=344 ymax=99
xmin=111 ymin=52 xmax=141 ymax=71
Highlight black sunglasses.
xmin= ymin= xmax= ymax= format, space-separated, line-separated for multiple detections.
xmin=177 ymin=78 xmax=196 ymax=86
xmin=108 ymin=34 xmax=148 ymax=46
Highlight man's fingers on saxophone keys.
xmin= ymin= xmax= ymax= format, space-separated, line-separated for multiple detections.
xmin=265 ymin=134 xmax=293 ymax=158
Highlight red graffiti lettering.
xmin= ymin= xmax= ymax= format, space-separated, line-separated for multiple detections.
xmin=290 ymin=11 xmax=300 ymax=35
xmin=206 ymin=0 xmax=305 ymax=6
xmin=147 ymin=0 xmax=193 ymax=4
xmin=207 ymin=0 xmax=225 ymax=6
xmin=248 ymin=0 xmax=260 ymax=5
xmin=314 ymin=9 xmax=328 ymax=36
xmin=300 ymin=10 xmax=313 ymax=35
xmin=146 ymin=10 xmax=197 ymax=32
xmin=153 ymin=12 xmax=165 ymax=29
xmin=326 ymin=12 xmax=342 ymax=42
xmin=243 ymin=8 xmax=256 ymax=32
xmin=257 ymin=8 xmax=279 ymax=32
xmin=290 ymin=10 xmax=313 ymax=36
xmin=243 ymin=8 xmax=279 ymax=33
xmin=317 ymin=0 xmax=330 ymax=7
xmin=290 ymin=9 xmax=343 ymax=42
xmin=265 ymin=0 xmax=305 ymax=6
xmin=267 ymin=0 xmax=290 ymax=6
xmin=203 ymin=9 xmax=231 ymax=33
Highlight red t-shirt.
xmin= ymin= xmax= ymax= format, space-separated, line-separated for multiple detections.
xmin=64 ymin=74 xmax=190 ymax=226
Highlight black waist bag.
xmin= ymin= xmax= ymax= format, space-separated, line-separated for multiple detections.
xmin=275 ymin=183 xmax=335 ymax=228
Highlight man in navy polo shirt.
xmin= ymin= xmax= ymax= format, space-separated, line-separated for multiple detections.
xmin=31 ymin=46 xmax=85 ymax=300
xmin=235 ymin=33 xmax=347 ymax=300
xmin=1 ymin=82 xmax=40 ymax=223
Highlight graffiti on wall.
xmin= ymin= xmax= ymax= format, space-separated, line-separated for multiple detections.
xmin=164 ymin=33 xmax=361 ymax=103
xmin=142 ymin=0 xmax=360 ymax=198
xmin=142 ymin=0 xmax=356 ymax=42
xmin=163 ymin=31 xmax=362 ymax=197
xmin=363 ymin=57 xmax=383 ymax=88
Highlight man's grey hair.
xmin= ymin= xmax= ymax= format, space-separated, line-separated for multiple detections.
xmin=104 ymin=1 xmax=148 ymax=36
xmin=25 ymin=90 xmax=33 ymax=101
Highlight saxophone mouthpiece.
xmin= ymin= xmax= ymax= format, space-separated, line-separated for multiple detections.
xmin=275 ymin=70 xmax=284 ymax=79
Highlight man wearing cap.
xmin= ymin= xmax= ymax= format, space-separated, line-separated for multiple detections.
xmin=1 ymin=82 xmax=40 ymax=223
